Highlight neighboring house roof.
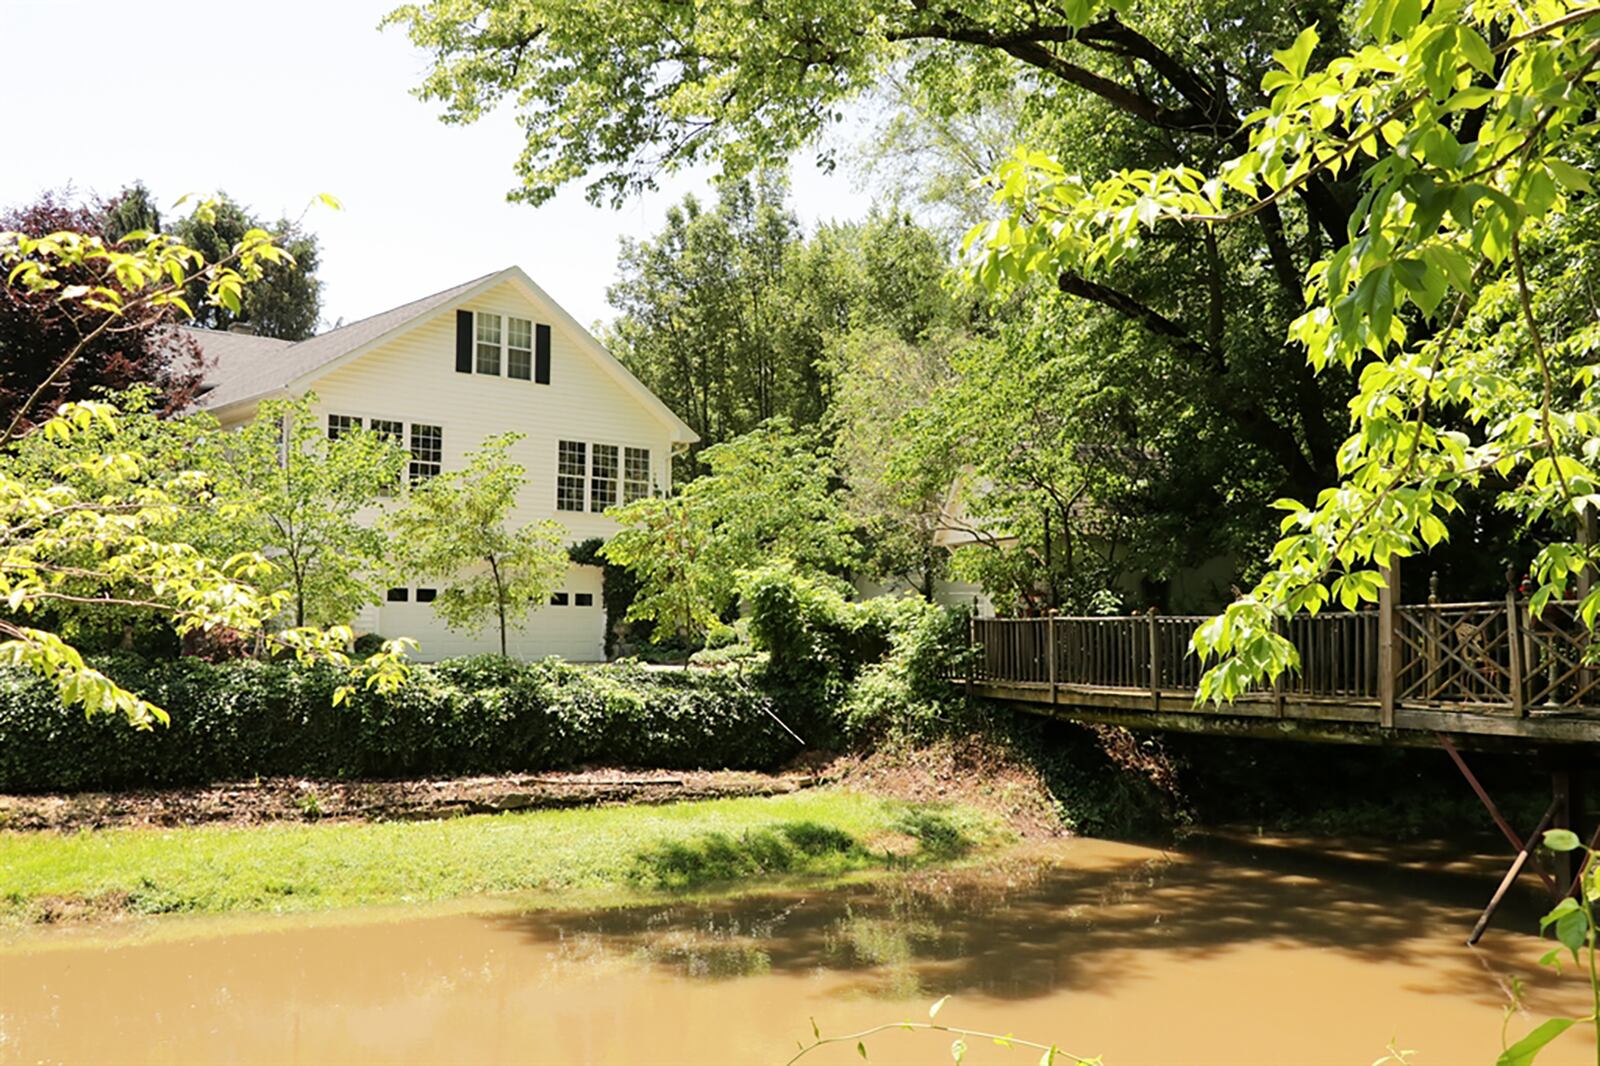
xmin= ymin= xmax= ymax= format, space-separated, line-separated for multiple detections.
xmin=188 ymin=266 xmax=698 ymax=443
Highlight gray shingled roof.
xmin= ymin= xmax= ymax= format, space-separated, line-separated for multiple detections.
xmin=191 ymin=270 xmax=503 ymax=410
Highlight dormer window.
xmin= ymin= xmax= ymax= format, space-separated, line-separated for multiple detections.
xmin=457 ymin=310 xmax=550 ymax=384
xmin=507 ymin=317 xmax=533 ymax=380
xmin=475 ymin=313 xmax=502 ymax=375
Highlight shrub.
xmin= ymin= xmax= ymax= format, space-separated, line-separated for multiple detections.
xmin=0 ymin=655 xmax=798 ymax=793
xmin=739 ymin=562 xmax=971 ymax=741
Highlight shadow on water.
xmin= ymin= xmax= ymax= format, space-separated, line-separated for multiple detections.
xmin=488 ymin=832 xmax=1550 ymax=1009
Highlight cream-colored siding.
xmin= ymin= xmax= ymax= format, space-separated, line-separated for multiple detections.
xmin=209 ymin=275 xmax=683 ymax=662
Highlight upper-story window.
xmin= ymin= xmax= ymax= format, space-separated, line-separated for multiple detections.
xmin=369 ymin=419 xmax=403 ymax=443
xmin=328 ymin=414 xmax=361 ymax=440
xmin=557 ymin=440 xmax=586 ymax=511
xmin=475 ymin=313 xmax=502 ymax=375
xmin=624 ymin=447 xmax=651 ymax=503
xmin=410 ymin=424 xmax=443 ymax=482
xmin=507 ymin=317 xmax=533 ymax=380
xmin=590 ymin=445 xmax=618 ymax=512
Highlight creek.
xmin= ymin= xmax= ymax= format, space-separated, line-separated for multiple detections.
xmin=1 ymin=834 xmax=1595 ymax=1064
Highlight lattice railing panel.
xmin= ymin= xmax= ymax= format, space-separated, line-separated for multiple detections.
xmin=1394 ymin=603 xmax=1513 ymax=706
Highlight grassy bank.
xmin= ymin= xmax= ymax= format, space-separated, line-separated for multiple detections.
xmin=0 ymin=789 xmax=1008 ymax=924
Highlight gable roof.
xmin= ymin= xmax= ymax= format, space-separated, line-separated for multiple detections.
xmin=191 ymin=266 xmax=698 ymax=443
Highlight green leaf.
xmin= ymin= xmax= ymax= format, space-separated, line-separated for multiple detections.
xmin=1547 ymin=159 xmax=1593 ymax=193
xmin=858 ymin=1041 xmax=868 ymax=1060
xmin=1273 ymin=26 xmax=1319 ymax=79
xmin=1543 ymin=829 xmax=1581 ymax=852
xmin=1553 ymin=907 xmax=1588 ymax=957
xmin=951 ymin=1039 xmax=968 ymax=1063
xmin=1495 ymin=1018 xmax=1575 ymax=1066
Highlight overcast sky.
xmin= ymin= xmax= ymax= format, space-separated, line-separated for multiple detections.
xmin=0 ymin=0 xmax=878 ymax=331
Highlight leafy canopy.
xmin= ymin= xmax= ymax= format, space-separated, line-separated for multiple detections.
xmin=602 ymin=420 xmax=857 ymax=645
xmin=0 ymin=197 xmax=407 ymax=725
xmin=966 ymin=0 xmax=1600 ymax=698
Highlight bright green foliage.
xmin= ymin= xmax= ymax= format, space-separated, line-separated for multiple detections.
xmin=0 ymin=206 xmax=409 ymax=725
xmin=965 ymin=0 xmax=1600 ymax=700
xmin=739 ymin=562 xmax=971 ymax=738
xmin=189 ymin=394 xmax=409 ymax=628
xmin=387 ymin=434 xmax=568 ymax=656
xmin=0 ymin=655 xmax=799 ymax=792
xmin=890 ymin=313 xmax=1141 ymax=614
xmin=602 ymin=420 xmax=858 ymax=647
xmin=1497 ymin=829 xmax=1599 ymax=1066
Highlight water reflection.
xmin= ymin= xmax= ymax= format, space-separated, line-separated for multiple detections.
xmin=1 ymin=837 xmax=1594 ymax=1065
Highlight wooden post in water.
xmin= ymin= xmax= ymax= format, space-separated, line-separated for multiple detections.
xmin=1047 ymin=609 xmax=1058 ymax=705
xmin=1378 ymin=559 xmax=1399 ymax=728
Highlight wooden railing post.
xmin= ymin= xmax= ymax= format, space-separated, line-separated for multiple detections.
xmin=1147 ymin=607 xmax=1160 ymax=711
xmin=965 ymin=597 xmax=976 ymax=698
xmin=1378 ymin=560 xmax=1398 ymax=727
xmin=1047 ymin=610 xmax=1058 ymax=704
xmin=1506 ymin=586 xmax=1526 ymax=717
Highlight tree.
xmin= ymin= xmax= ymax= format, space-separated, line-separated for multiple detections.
xmin=602 ymin=420 xmax=858 ymax=647
xmin=171 ymin=192 xmax=323 ymax=340
xmin=605 ymin=175 xmax=805 ymax=458
xmin=826 ymin=325 xmax=960 ymax=600
xmin=0 ymin=202 xmax=409 ymax=724
xmin=890 ymin=309 xmax=1145 ymax=614
xmin=192 ymin=394 xmax=410 ymax=628
xmin=606 ymin=180 xmax=968 ymax=466
xmin=386 ymin=434 xmax=568 ymax=656
xmin=0 ymin=189 xmax=205 ymax=437
xmin=964 ymin=0 xmax=1600 ymax=705
xmin=385 ymin=0 xmax=1357 ymax=581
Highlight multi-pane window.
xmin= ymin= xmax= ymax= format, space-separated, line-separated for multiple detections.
xmin=507 ymin=317 xmax=533 ymax=380
xmin=369 ymin=419 xmax=404 ymax=493
xmin=328 ymin=414 xmax=361 ymax=440
xmin=475 ymin=313 xmax=502 ymax=375
xmin=623 ymin=447 xmax=651 ymax=503
xmin=409 ymin=424 xmax=443 ymax=482
xmin=557 ymin=440 xmax=587 ymax=511
xmin=590 ymin=444 xmax=618 ymax=512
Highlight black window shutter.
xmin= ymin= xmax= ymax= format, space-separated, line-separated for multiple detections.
xmin=535 ymin=324 xmax=552 ymax=384
xmin=455 ymin=310 xmax=473 ymax=373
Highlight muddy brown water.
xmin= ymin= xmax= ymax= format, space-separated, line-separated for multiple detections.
xmin=1 ymin=836 xmax=1595 ymax=1065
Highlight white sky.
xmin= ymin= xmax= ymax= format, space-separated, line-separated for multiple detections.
xmin=0 ymin=0 xmax=878 ymax=331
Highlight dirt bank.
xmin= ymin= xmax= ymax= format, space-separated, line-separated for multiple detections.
xmin=0 ymin=734 xmax=1068 ymax=839
xmin=0 ymin=767 xmax=822 ymax=831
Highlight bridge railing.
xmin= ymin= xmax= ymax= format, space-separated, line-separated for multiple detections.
xmin=966 ymin=599 xmax=1600 ymax=718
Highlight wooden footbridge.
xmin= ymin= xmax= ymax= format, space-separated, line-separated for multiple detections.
xmin=963 ymin=596 xmax=1600 ymax=748
xmin=959 ymin=588 xmax=1598 ymax=942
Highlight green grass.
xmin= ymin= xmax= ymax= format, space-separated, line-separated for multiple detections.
xmin=0 ymin=789 xmax=1009 ymax=924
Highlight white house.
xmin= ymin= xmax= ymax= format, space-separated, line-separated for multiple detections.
xmin=188 ymin=266 xmax=698 ymax=662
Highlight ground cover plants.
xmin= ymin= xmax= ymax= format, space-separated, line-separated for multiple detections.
xmin=0 ymin=790 xmax=1007 ymax=924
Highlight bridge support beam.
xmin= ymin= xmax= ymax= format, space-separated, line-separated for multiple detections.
xmin=1437 ymin=733 xmax=1580 ymax=944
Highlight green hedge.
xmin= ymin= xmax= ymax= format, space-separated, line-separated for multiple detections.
xmin=0 ymin=655 xmax=800 ymax=793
